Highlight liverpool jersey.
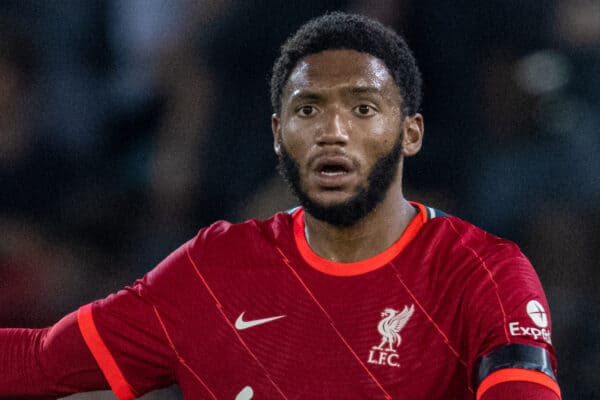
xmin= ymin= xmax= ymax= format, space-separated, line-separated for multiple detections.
xmin=73 ymin=202 xmax=559 ymax=399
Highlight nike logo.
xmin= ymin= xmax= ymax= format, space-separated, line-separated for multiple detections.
xmin=235 ymin=386 xmax=253 ymax=400
xmin=235 ymin=312 xmax=285 ymax=330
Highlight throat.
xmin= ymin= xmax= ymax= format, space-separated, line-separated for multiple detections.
xmin=303 ymin=200 xmax=417 ymax=263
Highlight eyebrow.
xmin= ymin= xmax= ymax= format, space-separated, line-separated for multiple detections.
xmin=289 ymin=86 xmax=383 ymax=102
xmin=289 ymin=90 xmax=323 ymax=103
xmin=349 ymin=86 xmax=383 ymax=96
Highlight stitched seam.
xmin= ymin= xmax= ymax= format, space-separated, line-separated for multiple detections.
xmin=446 ymin=219 xmax=511 ymax=343
xmin=185 ymin=244 xmax=289 ymax=399
xmin=273 ymin=246 xmax=393 ymax=400
xmin=389 ymin=263 xmax=473 ymax=394
xmin=152 ymin=306 xmax=217 ymax=399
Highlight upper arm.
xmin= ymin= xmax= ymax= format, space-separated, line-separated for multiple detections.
xmin=462 ymin=240 xmax=560 ymax=398
xmin=77 ymin=242 xmax=199 ymax=398
xmin=0 ymin=312 xmax=109 ymax=397
xmin=475 ymin=344 xmax=561 ymax=399
xmin=78 ymin=238 xmax=206 ymax=399
xmin=479 ymin=379 xmax=560 ymax=400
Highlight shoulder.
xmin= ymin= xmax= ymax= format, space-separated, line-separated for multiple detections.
xmin=187 ymin=211 xmax=295 ymax=258
xmin=419 ymin=207 xmax=557 ymax=367
xmin=415 ymin=208 xmax=545 ymax=313
xmin=418 ymin=208 xmax=529 ymax=270
xmin=132 ymin=211 xmax=294 ymax=300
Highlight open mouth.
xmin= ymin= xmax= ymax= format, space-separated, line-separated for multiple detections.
xmin=319 ymin=164 xmax=349 ymax=176
xmin=313 ymin=156 xmax=354 ymax=175
xmin=311 ymin=156 xmax=356 ymax=188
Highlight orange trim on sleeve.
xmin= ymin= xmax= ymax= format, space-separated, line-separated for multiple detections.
xmin=77 ymin=304 xmax=136 ymax=400
xmin=293 ymin=202 xmax=428 ymax=276
xmin=477 ymin=368 xmax=561 ymax=399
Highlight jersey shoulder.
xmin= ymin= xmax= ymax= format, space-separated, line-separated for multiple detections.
xmin=419 ymin=207 xmax=555 ymax=356
xmin=189 ymin=211 xmax=294 ymax=256
xmin=419 ymin=210 xmax=544 ymax=308
xmin=418 ymin=207 xmax=528 ymax=268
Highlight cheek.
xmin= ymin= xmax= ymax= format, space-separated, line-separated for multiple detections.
xmin=280 ymin=122 xmax=312 ymax=164
xmin=281 ymin=127 xmax=302 ymax=153
xmin=357 ymin=130 xmax=401 ymax=174
xmin=282 ymin=115 xmax=319 ymax=145
xmin=357 ymin=117 xmax=400 ymax=152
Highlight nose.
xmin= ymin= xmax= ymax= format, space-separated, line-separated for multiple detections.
xmin=316 ymin=110 xmax=349 ymax=146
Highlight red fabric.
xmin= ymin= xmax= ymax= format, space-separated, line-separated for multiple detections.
xmin=481 ymin=380 xmax=561 ymax=400
xmin=0 ymin=312 xmax=107 ymax=397
xmin=1 ymin=204 xmax=561 ymax=398
xmin=293 ymin=202 xmax=428 ymax=276
xmin=477 ymin=368 xmax=560 ymax=399
xmin=82 ymin=205 xmax=558 ymax=398
xmin=78 ymin=304 xmax=136 ymax=399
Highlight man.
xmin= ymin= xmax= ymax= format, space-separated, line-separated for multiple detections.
xmin=0 ymin=12 xmax=560 ymax=400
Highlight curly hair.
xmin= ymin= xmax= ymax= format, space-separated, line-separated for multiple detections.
xmin=270 ymin=12 xmax=422 ymax=116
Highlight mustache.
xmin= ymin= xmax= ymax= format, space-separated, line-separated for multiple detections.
xmin=306 ymin=150 xmax=360 ymax=172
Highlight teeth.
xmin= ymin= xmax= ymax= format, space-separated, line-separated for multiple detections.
xmin=321 ymin=170 xmax=345 ymax=176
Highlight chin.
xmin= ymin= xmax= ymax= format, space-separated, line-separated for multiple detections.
xmin=300 ymin=191 xmax=375 ymax=228
xmin=309 ymin=191 xmax=357 ymax=208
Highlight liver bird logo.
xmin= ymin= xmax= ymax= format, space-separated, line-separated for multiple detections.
xmin=372 ymin=305 xmax=415 ymax=352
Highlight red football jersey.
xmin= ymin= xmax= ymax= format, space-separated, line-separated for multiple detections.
xmin=71 ymin=202 xmax=559 ymax=399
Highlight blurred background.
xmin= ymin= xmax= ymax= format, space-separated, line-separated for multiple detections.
xmin=1 ymin=0 xmax=598 ymax=399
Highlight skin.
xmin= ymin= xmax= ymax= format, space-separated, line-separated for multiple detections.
xmin=272 ymin=49 xmax=424 ymax=263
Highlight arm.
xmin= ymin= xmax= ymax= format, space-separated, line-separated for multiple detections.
xmin=457 ymin=232 xmax=562 ymax=399
xmin=1 ymin=238 xmax=195 ymax=399
xmin=475 ymin=344 xmax=561 ymax=399
xmin=1 ymin=286 xmax=176 ymax=400
xmin=0 ymin=311 xmax=108 ymax=398
xmin=480 ymin=380 xmax=560 ymax=400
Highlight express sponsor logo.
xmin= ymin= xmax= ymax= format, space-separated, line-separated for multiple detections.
xmin=526 ymin=300 xmax=548 ymax=328
xmin=508 ymin=300 xmax=552 ymax=344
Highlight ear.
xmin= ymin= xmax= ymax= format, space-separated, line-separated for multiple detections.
xmin=272 ymin=113 xmax=282 ymax=156
xmin=402 ymin=113 xmax=424 ymax=157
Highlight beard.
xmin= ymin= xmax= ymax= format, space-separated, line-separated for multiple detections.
xmin=277 ymin=134 xmax=404 ymax=228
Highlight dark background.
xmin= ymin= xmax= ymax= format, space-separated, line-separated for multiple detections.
xmin=1 ymin=1 xmax=598 ymax=399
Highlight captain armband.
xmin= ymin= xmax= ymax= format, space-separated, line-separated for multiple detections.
xmin=475 ymin=343 xmax=560 ymax=399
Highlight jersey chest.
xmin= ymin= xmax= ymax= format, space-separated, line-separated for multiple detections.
xmin=170 ymin=251 xmax=473 ymax=399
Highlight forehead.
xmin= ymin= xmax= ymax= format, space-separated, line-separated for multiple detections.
xmin=284 ymin=49 xmax=400 ymax=101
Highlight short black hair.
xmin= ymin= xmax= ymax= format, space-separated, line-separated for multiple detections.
xmin=270 ymin=12 xmax=422 ymax=116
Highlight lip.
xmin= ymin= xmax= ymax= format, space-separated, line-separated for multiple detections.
xmin=310 ymin=155 xmax=356 ymax=188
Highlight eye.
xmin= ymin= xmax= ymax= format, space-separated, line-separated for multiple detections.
xmin=353 ymin=104 xmax=376 ymax=117
xmin=297 ymin=105 xmax=317 ymax=117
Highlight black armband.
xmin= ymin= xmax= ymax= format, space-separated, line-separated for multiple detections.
xmin=475 ymin=343 xmax=556 ymax=388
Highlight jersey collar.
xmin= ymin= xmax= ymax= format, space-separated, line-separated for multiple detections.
xmin=292 ymin=202 xmax=428 ymax=276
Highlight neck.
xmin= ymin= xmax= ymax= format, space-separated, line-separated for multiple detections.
xmin=303 ymin=185 xmax=417 ymax=263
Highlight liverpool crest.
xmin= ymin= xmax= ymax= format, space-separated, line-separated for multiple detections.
xmin=368 ymin=305 xmax=414 ymax=367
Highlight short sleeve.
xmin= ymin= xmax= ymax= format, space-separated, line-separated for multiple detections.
xmin=466 ymin=243 xmax=556 ymax=360
xmin=463 ymin=242 xmax=559 ymax=396
xmin=77 ymin=242 xmax=196 ymax=398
